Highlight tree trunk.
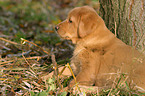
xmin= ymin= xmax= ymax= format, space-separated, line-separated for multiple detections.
xmin=99 ymin=0 xmax=145 ymax=53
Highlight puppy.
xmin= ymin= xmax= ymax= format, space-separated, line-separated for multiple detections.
xmin=55 ymin=6 xmax=145 ymax=91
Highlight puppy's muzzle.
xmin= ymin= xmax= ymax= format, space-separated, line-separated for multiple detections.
xmin=55 ymin=26 xmax=59 ymax=31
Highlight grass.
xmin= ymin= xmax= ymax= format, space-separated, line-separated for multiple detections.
xmin=1 ymin=37 xmax=144 ymax=96
xmin=0 ymin=0 xmax=61 ymax=46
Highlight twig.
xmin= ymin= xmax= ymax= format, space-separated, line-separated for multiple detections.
xmin=66 ymin=63 xmax=81 ymax=93
xmin=22 ymin=53 xmax=39 ymax=80
xmin=21 ymin=38 xmax=49 ymax=55
xmin=51 ymin=54 xmax=62 ymax=89
xmin=7 ymin=50 xmax=31 ymax=57
xmin=0 ymin=60 xmax=14 ymax=65
xmin=0 ymin=55 xmax=48 ymax=65
xmin=0 ymin=37 xmax=20 ymax=45
xmin=22 ymin=53 xmax=32 ymax=68
xmin=58 ymin=65 xmax=67 ymax=76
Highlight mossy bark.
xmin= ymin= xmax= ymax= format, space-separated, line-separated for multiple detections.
xmin=99 ymin=0 xmax=144 ymax=53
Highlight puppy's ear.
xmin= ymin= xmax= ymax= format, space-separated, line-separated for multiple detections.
xmin=78 ymin=13 xmax=99 ymax=38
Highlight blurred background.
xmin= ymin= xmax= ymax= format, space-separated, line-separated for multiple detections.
xmin=0 ymin=0 xmax=99 ymax=58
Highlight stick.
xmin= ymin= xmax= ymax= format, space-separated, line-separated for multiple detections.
xmin=0 ymin=37 xmax=19 ymax=45
xmin=0 ymin=55 xmax=48 ymax=65
xmin=21 ymin=38 xmax=49 ymax=55
xmin=58 ymin=65 xmax=67 ymax=76
xmin=51 ymin=54 xmax=62 ymax=89
xmin=67 ymin=63 xmax=81 ymax=93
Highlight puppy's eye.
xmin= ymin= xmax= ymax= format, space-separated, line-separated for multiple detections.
xmin=69 ymin=19 xmax=72 ymax=23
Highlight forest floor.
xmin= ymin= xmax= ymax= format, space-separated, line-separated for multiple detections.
xmin=0 ymin=0 xmax=144 ymax=96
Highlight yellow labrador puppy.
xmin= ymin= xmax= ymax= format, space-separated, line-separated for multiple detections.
xmin=55 ymin=6 xmax=145 ymax=91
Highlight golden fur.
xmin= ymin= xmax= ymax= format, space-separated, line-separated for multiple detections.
xmin=56 ymin=6 xmax=145 ymax=91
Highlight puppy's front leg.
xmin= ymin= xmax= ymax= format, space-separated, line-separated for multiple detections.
xmin=69 ymin=64 xmax=96 ymax=88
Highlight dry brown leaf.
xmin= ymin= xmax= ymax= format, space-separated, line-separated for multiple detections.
xmin=42 ymin=66 xmax=72 ymax=81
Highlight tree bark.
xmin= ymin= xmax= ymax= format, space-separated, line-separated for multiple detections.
xmin=99 ymin=0 xmax=145 ymax=53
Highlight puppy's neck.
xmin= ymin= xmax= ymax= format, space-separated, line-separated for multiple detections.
xmin=79 ymin=25 xmax=115 ymax=49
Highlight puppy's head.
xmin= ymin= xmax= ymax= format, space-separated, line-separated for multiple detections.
xmin=55 ymin=6 xmax=103 ymax=44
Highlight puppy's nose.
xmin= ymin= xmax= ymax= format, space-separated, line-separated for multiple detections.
xmin=55 ymin=26 xmax=59 ymax=31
